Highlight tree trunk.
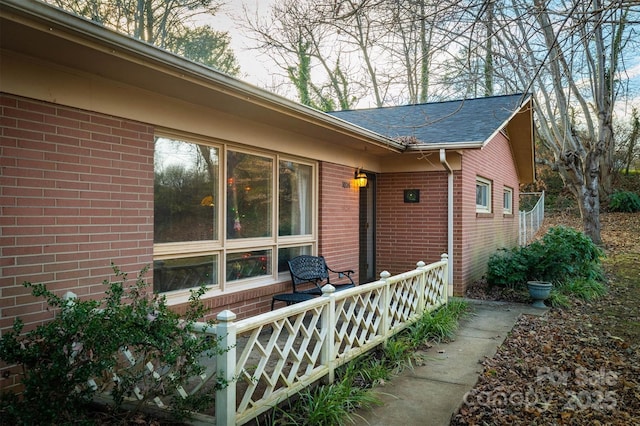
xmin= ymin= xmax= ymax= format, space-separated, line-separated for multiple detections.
xmin=558 ymin=152 xmax=603 ymax=246
xmin=483 ymin=0 xmax=494 ymax=96
xmin=579 ymin=151 xmax=603 ymax=245
xmin=419 ymin=0 xmax=429 ymax=103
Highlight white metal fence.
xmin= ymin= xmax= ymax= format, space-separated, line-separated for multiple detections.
xmin=187 ymin=255 xmax=449 ymax=425
xmin=519 ymin=191 xmax=545 ymax=246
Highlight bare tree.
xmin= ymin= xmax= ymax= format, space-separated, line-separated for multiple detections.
xmin=486 ymin=0 xmax=636 ymax=244
xmin=383 ymin=0 xmax=438 ymax=103
xmin=243 ymin=0 xmax=361 ymax=110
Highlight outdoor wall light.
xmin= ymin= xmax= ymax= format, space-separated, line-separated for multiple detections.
xmin=355 ymin=170 xmax=368 ymax=188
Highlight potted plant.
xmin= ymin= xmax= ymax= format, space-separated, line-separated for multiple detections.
xmin=526 ymin=280 xmax=552 ymax=308
xmin=525 ymin=242 xmax=552 ymax=308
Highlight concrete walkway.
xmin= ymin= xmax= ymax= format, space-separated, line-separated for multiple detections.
xmin=352 ymin=299 xmax=547 ymax=426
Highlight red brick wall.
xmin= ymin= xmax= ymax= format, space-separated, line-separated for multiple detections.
xmin=0 ymin=95 xmax=363 ymax=342
xmin=457 ymin=132 xmax=520 ymax=294
xmin=0 ymin=94 xmax=155 ymax=390
xmin=318 ymin=162 xmax=360 ymax=282
xmin=0 ymin=94 xmax=155 ymax=336
xmin=376 ymin=171 xmax=448 ymax=276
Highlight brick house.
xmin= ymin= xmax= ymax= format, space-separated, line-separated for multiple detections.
xmin=330 ymin=96 xmax=535 ymax=295
xmin=0 ymin=0 xmax=534 ymax=355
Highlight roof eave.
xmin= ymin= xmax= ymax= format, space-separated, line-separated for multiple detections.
xmin=0 ymin=0 xmax=405 ymax=154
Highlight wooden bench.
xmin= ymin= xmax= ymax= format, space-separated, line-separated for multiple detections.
xmin=271 ymin=255 xmax=356 ymax=309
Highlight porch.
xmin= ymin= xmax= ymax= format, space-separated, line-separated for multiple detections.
xmin=106 ymin=255 xmax=449 ymax=425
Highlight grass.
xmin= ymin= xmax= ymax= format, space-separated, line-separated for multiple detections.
xmin=549 ymin=277 xmax=608 ymax=308
xmin=261 ymin=298 xmax=470 ymax=425
xmin=273 ymin=375 xmax=381 ymax=426
xmin=408 ymin=298 xmax=469 ymax=345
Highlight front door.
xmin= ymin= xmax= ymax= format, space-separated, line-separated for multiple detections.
xmin=358 ymin=173 xmax=376 ymax=283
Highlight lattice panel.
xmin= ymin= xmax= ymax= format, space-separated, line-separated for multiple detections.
xmin=388 ymin=275 xmax=421 ymax=328
xmin=424 ymin=268 xmax=446 ymax=310
xmin=235 ymin=305 xmax=327 ymax=413
xmin=333 ymin=286 xmax=385 ymax=356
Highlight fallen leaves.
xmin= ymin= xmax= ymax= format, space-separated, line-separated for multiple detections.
xmin=452 ymin=211 xmax=640 ymax=425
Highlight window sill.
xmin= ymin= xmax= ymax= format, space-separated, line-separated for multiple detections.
xmin=503 ymin=213 xmax=514 ymax=218
xmin=476 ymin=212 xmax=494 ymax=219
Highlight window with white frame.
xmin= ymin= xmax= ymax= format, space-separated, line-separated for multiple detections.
xmin=152 ymin=136 xmax=315 ymax=294
xmin=503 ymin=187 xmax=513 ymax=214
xmin=476 ymin=176 xmax=492 ymax=213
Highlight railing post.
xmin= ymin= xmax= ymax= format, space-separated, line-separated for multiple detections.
xmin=321 ymin=284 xmax=336 ymax=384
xmin=441 ymin=253 xmax=449 ymax=303
xmin=539 ymin=191 xmax=545 ymax=231
xmin=216 ymin=310 xmax=237 ymax=426
xmin=380 ymin=271 xmax=391 ymax=341
xmin=416 ymin=261 xmax=426 ymax=314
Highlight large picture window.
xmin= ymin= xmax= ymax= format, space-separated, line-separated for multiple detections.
xmin=153 ymin=136 xmax=315 ymax=295
xmin=279 ymin=161 xmax=312 ymax=236
xmin=226 ymin=151 xmax=272 ymax=239
xmin=154 ymin=138 xmax=219 ymax=243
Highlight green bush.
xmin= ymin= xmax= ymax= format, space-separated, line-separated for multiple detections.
xmin=486 ymin=247 xmax=530 ymax=288
xmin=608 ymin=190 xmax=640 ymax=212
xmin=487 ymin=226 xmax=604 ymax=287
xmin=533 ymin=226 xmax=604 ymax=282
xmin=0 ymin=265 xmax=225 ymax=424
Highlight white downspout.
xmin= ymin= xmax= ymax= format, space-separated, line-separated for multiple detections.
xmin=440 ymin=149 xmax=454 ymax=297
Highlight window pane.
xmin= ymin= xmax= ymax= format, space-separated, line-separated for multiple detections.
xmin=154 ymin=138 xmax=219 ymax=243
xmin=279 ymin=161 xmax=312 ymax=236
xmin=504 ymin=188 xmax=512 ymax=213
xmin=278 ymin=246 xmax=312 ymax=273
xmin=227 ymin=249 xmax=272 ymax=281
xmin=227 ymin=151 xmax=272 ymax=239
xmin=153 ymin=255 xmax=218 ymax=293
xmin=476 ymin=184 xmax=487 ymax=206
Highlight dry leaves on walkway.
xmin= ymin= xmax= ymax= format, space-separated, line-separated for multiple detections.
xmin=452 ymin=212 xmax=640 ymax=425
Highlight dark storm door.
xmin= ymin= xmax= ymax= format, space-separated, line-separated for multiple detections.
xmin=358 ymin=173 xmax=376 ymax=283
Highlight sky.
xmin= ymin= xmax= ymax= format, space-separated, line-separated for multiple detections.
xmin=211 ymin=1 xmax=275 ymax=88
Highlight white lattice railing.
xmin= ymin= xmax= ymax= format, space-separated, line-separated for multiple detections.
xmin=197 ymin=254 xmax=449 ymax=425
xmin=93 ymin=255 xmax=448 ymax=425
xmin=519 ymin=191 xmax=545 ymax=246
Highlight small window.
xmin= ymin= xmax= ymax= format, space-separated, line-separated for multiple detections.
xmin=476 ymin=177 xmax=492 ymax=213
xmin=503 ymin=187 xmax=513 ymax=214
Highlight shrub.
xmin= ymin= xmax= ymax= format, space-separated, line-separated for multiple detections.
xmin=0 ymin=264 xmax=225 ymax=424
xmin=608 ymin=190 xmax=640 ymax=212
xmin=486 ymin=226 xmax=604 ymax=287
xmin=534 ymin=226 xmax=604 ymax=282
xmin=486 ymin=247 xmax=530 ymax=288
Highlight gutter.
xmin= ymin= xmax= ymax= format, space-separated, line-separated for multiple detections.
xmin=439 ymin=149 xmax=454 ymax=297
xmin=0 ymin=0 xmax=406 ymax=153
xmin=405 ymin=141 xmax=484 ymax=151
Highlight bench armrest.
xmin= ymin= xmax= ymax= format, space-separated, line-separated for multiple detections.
xmin=326 ymin=267 xmax=356 ymax=285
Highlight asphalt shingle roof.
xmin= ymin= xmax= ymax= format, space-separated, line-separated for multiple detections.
xmin=328 ymin=94 xmax=527 ymax=146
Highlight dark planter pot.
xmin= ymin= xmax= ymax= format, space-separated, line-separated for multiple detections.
xmin=527 ymin=281 xmax=552 ymax=308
